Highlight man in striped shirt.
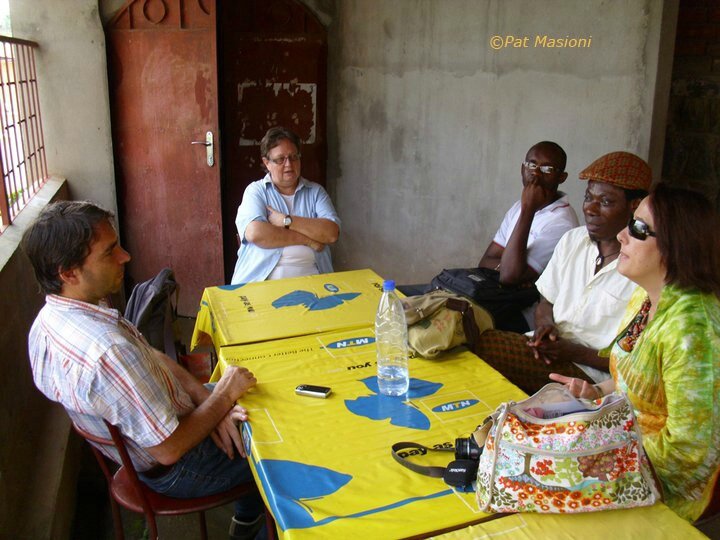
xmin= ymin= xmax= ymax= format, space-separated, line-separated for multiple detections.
xmin=23 ymin=201 xmax=264 ymax=539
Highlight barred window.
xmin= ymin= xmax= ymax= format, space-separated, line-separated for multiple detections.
xmin=0 ymin=34 xmax=47 ymax=230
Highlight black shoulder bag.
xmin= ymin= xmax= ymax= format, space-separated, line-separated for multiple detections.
xmin=430 ymin=267 xmax=539 ymax=333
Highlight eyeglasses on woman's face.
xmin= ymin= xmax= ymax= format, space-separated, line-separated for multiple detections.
xmin=627 ymin=217 xmax=656 ymax=241
xmin=267 ymin=153 xmax=301 ymax=165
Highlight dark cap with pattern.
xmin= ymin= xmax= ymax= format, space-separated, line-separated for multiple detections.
xmin=579 ymin=151 xmax=652 ymax=191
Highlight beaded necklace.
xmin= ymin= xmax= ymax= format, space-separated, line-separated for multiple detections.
xmin=617 ymin=297 xmax=651 ymax=352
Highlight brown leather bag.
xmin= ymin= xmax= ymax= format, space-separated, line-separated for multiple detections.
xmin=401 ymin=290 xmax=494 ymax=358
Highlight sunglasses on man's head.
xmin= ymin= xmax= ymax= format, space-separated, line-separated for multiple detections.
xmin=627 ymin=217 xmax=656 ymax=241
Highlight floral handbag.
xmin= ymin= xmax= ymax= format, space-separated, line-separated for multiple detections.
xmin=474 ymin=383 xmax=661 ymax=513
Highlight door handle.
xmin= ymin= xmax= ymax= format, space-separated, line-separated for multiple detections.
xmin=190 ymin=131 xmax=214 ymax=167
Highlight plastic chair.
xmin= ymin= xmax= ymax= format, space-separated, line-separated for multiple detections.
xmin=73 ymin=420 xmax=272 ymax=540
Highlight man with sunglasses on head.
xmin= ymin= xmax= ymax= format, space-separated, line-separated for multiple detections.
xmin=475 ymin=151 xmax=651 ymax=394
xmin=231 ymin=126 xmax=340 ymax=284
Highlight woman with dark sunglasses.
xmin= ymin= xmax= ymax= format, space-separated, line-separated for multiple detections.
xmin=551 ymin=183 xmax=720 ymax=522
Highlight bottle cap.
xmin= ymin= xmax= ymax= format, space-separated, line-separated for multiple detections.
xmin=382 ymin=279 xmax=396 ymax=292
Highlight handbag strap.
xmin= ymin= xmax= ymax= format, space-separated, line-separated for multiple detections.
xmin=391 ymin=442 xmax=454 ymax=478
xmin=478 ymin=404 xmax=509 ymax=513
xmin=445 ymin=297 xmax=481 ymax=349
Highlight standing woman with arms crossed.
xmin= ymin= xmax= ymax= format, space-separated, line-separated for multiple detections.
xmin=551 ymin=183 xmax=720 ymax=522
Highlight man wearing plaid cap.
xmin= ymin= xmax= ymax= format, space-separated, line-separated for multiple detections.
xmin=475 ymin=151 xmax=652 ymax=394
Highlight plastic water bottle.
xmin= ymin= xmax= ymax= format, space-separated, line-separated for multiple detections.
xmin=375 ymin=279 xmax=409 ymax=396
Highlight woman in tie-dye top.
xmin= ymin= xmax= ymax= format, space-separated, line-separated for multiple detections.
xmin=551 ymin=183 xmax=720 ymax=522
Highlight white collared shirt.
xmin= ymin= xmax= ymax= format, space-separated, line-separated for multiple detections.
xmin=535 ymin=226 xmax=638 ymax=381
xmin=493 ymin=192 xmax=579 ymax=274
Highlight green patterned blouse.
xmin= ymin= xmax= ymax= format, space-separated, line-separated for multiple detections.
xmin=609 ymin=284 xmax=720 ymax=521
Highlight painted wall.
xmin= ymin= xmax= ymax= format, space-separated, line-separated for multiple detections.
xmin=11 ymin=0 xmax=117 ymax=214
xmin=327 ymin=0 xmax=675 ymax=283
xmin=8 ymin=0 xmax=675 ymax=285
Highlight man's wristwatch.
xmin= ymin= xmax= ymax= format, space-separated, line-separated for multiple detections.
xmin=283 ymin=215 xmax=292 ymax=229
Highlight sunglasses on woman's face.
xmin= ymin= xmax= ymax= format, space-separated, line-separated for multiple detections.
xmin=627 ymin=217 xmax=656 ymax=241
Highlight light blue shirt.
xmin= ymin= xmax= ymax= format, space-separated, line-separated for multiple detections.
xmin=231 ymin=174 xmax=341 ymax=284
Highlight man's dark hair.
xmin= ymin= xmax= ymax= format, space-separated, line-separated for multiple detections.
xmin=650 ymin=183 xmax=720 ymax=297
xmin=21 ymin=201 xmax=114 ymax=295
xmin=531 ymin=141 xmax=567 ymax=172
xmin=260 ymin=126 xmax=302 ymax=159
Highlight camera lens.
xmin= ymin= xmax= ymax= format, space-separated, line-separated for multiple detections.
xmin=455 ymin=436 xmax=482 ymax=460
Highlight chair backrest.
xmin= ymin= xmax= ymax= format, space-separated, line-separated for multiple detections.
xmin=124 ymin=268 xmax=178 ymax=360
xmin=72 ymin=420 xmax=154 ymax=512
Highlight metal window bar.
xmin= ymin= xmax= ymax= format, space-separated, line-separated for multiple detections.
xmin=0 ymin=35 xmax=47 ymax=229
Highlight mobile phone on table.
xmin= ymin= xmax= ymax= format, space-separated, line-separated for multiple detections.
xmin=295 ymin=384 xmax=332 ymax=398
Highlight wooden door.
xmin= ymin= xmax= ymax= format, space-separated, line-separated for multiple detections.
xmin=107 ymin=0 xmax=223 ymax=316
xmin=218 ymin=0 xmax=327 ymax=280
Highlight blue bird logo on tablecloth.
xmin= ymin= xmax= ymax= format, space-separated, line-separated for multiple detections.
xmin=272 ymin=290 xmax=361 ymax=311
xmin=251 ymin=455 xmax=453 ymax=531
xmin=344 ymin=376 xmax=443 ymax=430
xmin=251 ymin=458 xmax=352 ymax=530
xmin=216 ymin=283 xmax=246 ymax=290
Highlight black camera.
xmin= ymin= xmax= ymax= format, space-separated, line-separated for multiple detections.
xmin=455 ymin=435 xmax=482 ymax=461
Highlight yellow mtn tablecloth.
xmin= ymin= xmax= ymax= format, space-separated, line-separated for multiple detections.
xmin=191 ymin=269 xmax=386 ymax=351
xmin=430 ymin=502 xmax=706 ymax=539
xmin=220 ymin=327 xmax=528 ymax=539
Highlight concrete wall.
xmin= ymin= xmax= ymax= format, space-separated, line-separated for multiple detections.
xmin=327 ymin=0 xmax=675 ymax=283
xmin=10 ymin=0 xmax=117 ymax=214
xmin=1 ymin=2 xmax=116 ymax=536
xmin=0 ymin=179 xmax=78 ymax=539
